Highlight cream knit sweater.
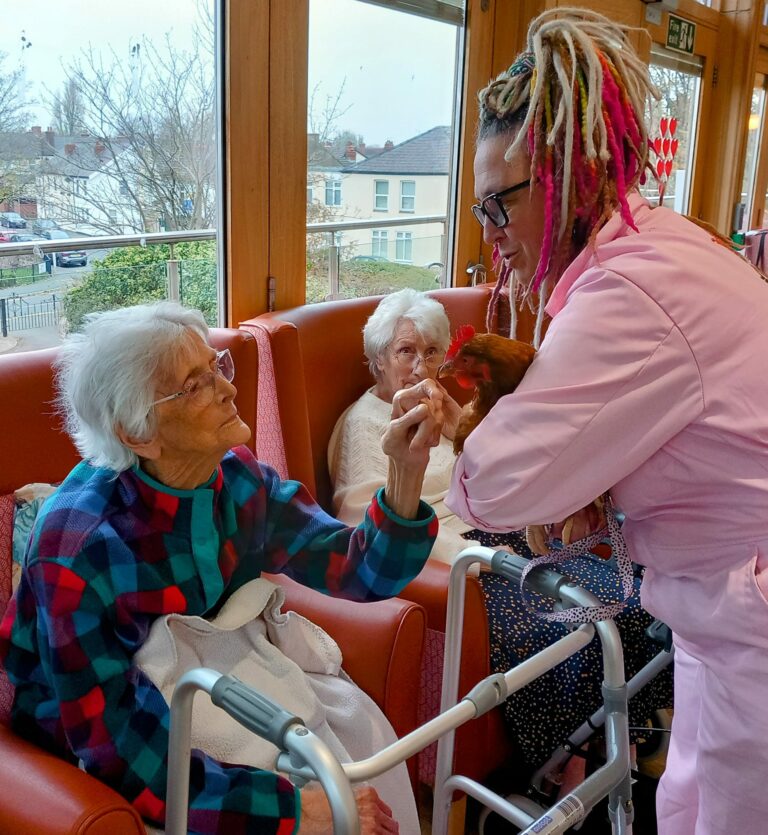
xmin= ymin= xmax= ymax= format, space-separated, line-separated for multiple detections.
xmin=328 ymin=389 xmax=480 ymax=565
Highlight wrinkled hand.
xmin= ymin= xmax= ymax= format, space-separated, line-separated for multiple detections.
xmin=383 ymin=384 xmax=444 ymax=468
xmin=526 ymin=499 xmax=607 ymax=555
xmin=298 ymin=785 xmax=399 ymax=834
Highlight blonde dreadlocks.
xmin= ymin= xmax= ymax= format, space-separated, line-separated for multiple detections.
xmin=480 ymin=8 xmax=659 ymax=343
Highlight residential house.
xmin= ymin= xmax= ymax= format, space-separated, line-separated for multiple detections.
xmin=338 ymin=126 xmax=450 ymax=267
xmin=33 ymin=130 xmax=139 ymax=234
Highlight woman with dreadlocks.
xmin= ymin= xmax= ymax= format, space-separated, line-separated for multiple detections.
xmin=431 ymin=8 xmax=768 ymax=834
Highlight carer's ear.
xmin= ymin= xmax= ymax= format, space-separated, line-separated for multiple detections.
xmin=115 ymin=425 xmax=162 ymax=461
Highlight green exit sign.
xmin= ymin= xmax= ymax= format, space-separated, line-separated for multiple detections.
xmin=667 ymin=14 xmax=696 ymax=55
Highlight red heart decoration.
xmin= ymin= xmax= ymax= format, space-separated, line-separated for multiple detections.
xmin=663 ymin=138 xmax=671 ymax=157
xmin=665 ymin=159 xmax=673 ymax=177
xmin=660 ymin=117 xmax=669 ymax=136
xmin=654 ymin=137 xmax=662 ymax=155
xmin=669 ymin=118 xmax=678 ymax=136
xmin=656 ymin=159 xmax=665 ymax=178
xmin=671 ymin=139 xmax=679 ymax=157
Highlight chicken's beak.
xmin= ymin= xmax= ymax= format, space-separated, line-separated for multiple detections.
xmin=437 ymin=360 xmax=454 ymax=379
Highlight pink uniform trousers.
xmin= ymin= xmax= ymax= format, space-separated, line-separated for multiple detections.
xmin=647 ymin=554 xmax=768 ymax=835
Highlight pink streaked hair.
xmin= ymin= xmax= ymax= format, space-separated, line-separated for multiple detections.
xmin=478 ymin=8 xmax=658 ymax=344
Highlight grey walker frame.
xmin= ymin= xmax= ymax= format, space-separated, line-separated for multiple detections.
xmin=164 ymin=545 xmax=637 ymax=835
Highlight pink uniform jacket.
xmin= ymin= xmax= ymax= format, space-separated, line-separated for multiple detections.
xmin=446 ymin=192 xmax=768 ymax=833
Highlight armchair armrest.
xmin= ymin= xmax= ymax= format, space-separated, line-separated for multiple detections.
xmin=0 ymin=724 xmax=144 ymax=835
xmin=265 ymin=574 xmax=426 ymax=789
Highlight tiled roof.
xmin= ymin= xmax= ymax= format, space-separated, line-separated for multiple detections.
xmin=342 ymin=126 xmax=451 ymax=175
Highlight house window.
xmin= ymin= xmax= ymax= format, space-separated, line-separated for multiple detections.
xmin=400 ymin=180 xmax=415 ymax=212
xmin=374 ymin=180 xmax=389 ymax=211
xmin=325 ymin=178 xmax=341 ymax=206
xmin=395 ymin=231 xmax=412 ymax=263
xmin=372 ymin=230 xmax=388 ymax=258
xmin=108 ymin=210 xmax=119 ymax=223
xmin=307 ymin=185 xmax=313 ymax=204
xmin=73 ymin=207 xmax=89 ymax=222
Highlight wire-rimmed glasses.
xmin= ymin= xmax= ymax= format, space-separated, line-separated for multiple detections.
xmin=390 ymin=346 xmax=445 ymax=371
xmin=151 ymin=349 xmax=235 ymax=409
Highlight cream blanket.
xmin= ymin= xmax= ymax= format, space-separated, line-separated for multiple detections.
xmin=135 ymin=578 xmax=419 ymax=833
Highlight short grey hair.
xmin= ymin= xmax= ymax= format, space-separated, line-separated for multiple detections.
xmin=363 ymin=288 xmax=450 ymax=380
xmin=55 ymin=302 xmax=209 ymax=472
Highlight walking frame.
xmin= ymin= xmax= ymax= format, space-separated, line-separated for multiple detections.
xmin=165 ymin=545 xmax=672 ymax=835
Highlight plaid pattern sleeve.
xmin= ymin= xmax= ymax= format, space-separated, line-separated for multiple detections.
xmin=0 ymin=464 xmax=301 ymax=834
xmin=0 ymin=448 xmax=436 ymax=833
xmin=226 ymin=447 xmax=438 ymax=601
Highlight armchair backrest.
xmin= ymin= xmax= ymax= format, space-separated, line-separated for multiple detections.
xmin=0 ymin=328 xmax=259 ymax=497
xmin=242 ymin=285 xmax=495 ymax=509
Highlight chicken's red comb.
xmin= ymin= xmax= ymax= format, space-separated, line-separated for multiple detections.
xmin=445 ymin=324 xmax=476 ymax=360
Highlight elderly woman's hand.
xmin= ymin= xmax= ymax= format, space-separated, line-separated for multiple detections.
xmin=379 ymin=388 xmax=443 ymax=519
xmin=298 ymin=785 xmax=399 ymax=834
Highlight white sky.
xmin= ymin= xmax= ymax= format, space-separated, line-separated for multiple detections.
xmin=1 ymin=0 xmax=459 ymax=147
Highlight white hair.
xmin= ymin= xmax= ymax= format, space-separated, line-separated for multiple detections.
xmin=55 ymin=302 xmax=209 ymax=472
xmin=363 ymin=288 xmax=450 ymax=380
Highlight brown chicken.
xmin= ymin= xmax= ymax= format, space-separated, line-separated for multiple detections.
xmin=439 ymin=324 xmax=605 ymax=554
xmin=438 ymin=324 xmax=536 ymax=456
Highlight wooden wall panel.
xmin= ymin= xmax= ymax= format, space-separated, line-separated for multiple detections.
xmin=226 ymin=0 xmax=270 ymax=325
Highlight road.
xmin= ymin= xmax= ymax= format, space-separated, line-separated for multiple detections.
xmin=0 ymin=248 xmax=109 ymax=353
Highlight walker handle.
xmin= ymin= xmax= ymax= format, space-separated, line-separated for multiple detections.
xmin=211 ymin=675 xmax=304 ymax=747
xmin=491 ymin=550 xmax=572 ymax=600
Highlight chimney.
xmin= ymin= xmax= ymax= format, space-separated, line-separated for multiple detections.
xmin=44 ymin=128 xmax=55 ymax=149
xmin=384 ymin=139 xmax=394 ymax=151
xmin=95 ymin=140 xmax=106 ymax=155
xmin=30 ymin=126 xmax=42 ymax=135
xmin=345 ymin=141 xmax=357 ymax=162
xmin=64 ymin=143 xmax=76 ymax=156
xmin=358 ymin=142 xmax=366 ymax=155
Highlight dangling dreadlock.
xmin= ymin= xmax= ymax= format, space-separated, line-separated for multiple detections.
xmin=479 ymin=8 xmax=659 ymax=345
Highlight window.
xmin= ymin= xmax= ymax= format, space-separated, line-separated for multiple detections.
xmin=374 ymin=180 xmax=389 ymax=211
xmin=740 ymin=78 xmax=766 ymax=230
xmin=4 ymin=0 xmax=221 ymax=345
xmin=306 ymin=0 xmax=463 ymax=302
xmin=307 ymin=185 xmax=314 ymax=204
xmin=400 ymin=180 xmax=415 ymax=212
xmin=372 ymin=230 xmax=388 ymax=257
xmin=640 ymin=46 xmax=703 ymax=214
xmin=325 ymin=178 xmax=342 ymax=206
xmin=395 ymin=231 xmax=412 ymax=262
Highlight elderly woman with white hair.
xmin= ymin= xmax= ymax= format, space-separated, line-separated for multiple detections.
xmin=329 ymin=288 xmax=474 ymax=564
xmin=0 ymin=302 xmax=441 ymax=835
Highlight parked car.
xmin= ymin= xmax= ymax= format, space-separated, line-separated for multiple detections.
xmin=31 ymin=218 xmax=58 ymax=235
xmin=0 ymin=232 xmax=11 ymax=244
xmin=0 ymin=212 xmax=27 ymax=229
xmin=42 ymin=229 xmax=87 ymax=267
xmin=8 ymin=233 xmax=45 ymax=243
xmin=349 ymin=254 xmax=389 ymax=262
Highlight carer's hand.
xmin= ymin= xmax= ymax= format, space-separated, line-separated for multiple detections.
xmin=298 ymin=784 xmax=399 ymax=834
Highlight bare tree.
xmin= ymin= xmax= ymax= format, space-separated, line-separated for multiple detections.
xmin=50 ymin=79 xmax=86 ymax=134
xmin=0 ymin=51 xmax=30 ymax=133
xmin=0 ymin=51 xmax=34 ymax=207
xmin=43 ymin=28 xmax=216 ymax=234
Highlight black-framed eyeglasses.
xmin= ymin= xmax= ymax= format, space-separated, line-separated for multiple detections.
xmin=471 ymin=179 xmax=531 ymax=229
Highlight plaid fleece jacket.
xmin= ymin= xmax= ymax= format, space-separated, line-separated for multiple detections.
xmin=0 ymin=445 xmax=437 ymax=834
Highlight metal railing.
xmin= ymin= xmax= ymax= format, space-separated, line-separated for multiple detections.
xmin=306 ymin=214 xmax=447 ymax=296
xmin=0 ymin=229 xmax=216 ymax=259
